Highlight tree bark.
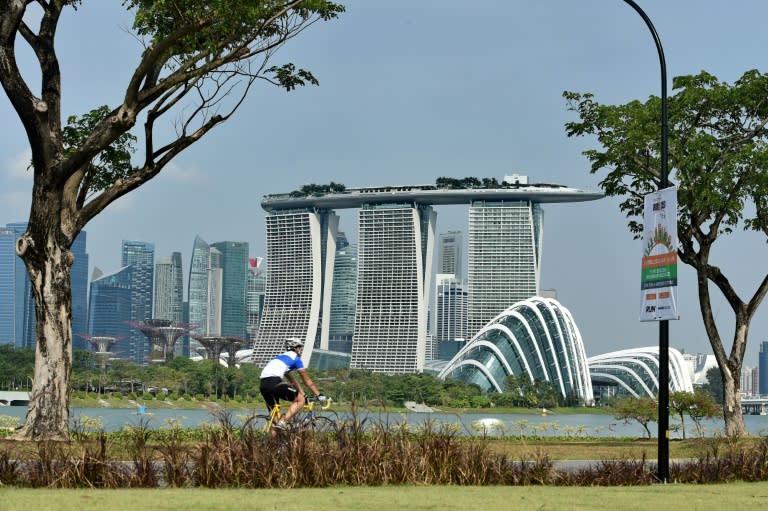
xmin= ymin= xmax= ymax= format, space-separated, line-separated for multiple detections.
xmin=722 ymin=361 xmax=746 ymax=438
xmin=10 ymin=228 xmax=73 ymax=442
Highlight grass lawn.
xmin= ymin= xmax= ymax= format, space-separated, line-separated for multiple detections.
xmin=2 ymin=483 xmax=767 ymax=510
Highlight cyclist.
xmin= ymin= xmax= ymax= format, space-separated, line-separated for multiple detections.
xmin=259 ymin=338 xmax=325 ymax=430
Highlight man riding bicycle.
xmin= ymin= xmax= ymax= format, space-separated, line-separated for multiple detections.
xmin=259 ymin=338 xmax=325 ymax=430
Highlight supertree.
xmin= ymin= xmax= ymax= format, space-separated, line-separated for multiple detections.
xmin=190 ymin=335 xmax=245 ymax=367
xmin=128 ymin=319 xmax=190 ymax=364
xmin=77 ymin=334 xmax=127 ymax=370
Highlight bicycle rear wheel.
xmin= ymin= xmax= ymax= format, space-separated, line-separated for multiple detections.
xmin=241 ymin=413 xmax=273 ymax=436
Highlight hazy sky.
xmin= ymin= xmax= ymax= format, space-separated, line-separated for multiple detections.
xmin=2 ymin=1 xmax=767 ymax=365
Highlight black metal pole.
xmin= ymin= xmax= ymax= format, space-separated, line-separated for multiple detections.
xmin=622 ymin=0 xmax=669 ymax=483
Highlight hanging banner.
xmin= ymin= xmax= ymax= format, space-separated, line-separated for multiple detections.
xmin=640 ymin=186 xmax=679 ymax=321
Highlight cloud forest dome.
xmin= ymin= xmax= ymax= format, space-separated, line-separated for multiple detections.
xmin=588 ymin=347 xmax=694 ymax=399
xmin=437 ymin=297 xmax=593 ymax=404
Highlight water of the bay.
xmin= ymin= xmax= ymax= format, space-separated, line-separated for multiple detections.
xmin=2 ymin=406 xmax=768 ymax=438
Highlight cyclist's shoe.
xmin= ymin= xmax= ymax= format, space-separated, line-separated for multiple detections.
xmin=273 ymin=419 xmax=289 ymax=431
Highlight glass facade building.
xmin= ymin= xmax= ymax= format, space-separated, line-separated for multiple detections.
xmin=187 ymin=235 xmax=210 ymax=339
xmin=122 ymin=240 xmax=155 ymax=363
xmin=328 ymin=232 xmax=356 ymax=353
xmin=759 ymin=341 xmax=768 ymax=396
xmin=0 ymin=223 xmax=87 ymax=349
xmin=438 ymin=297 xmax=593 ymax=403
xmin=210 ymin=241 xmax=249 ymax=340
xmin=154 ymin=252 xmax=184 ymax=355
xmin=87 ymin=266 xmax=133 ymax=352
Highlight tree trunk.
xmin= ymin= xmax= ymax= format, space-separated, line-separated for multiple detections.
xmin=722 ymin=369 xmax=746 ymax=438
xmin=10 ymin=230 xmax=74 ymax=442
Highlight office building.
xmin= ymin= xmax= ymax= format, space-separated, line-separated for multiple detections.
xmin=350 ymin=204 xmax=435 ymax=373
xmin=187 ymin=235 xmax=210 ymax=343
xmin=0 ymin=222 xmax=87 ymax=349
xmin=435 ymin=274 xmax=468 ymax=361
xmin=760 ymin=341 xmax=768 ymax=396
xmin=328 ymin=232 xmax=356 ymax=353
xmin=438 ymin=230 xmax=463 ymax=278
xmin=246 ymin=258 xmax=267 ymax=341
xmin=154 ymin=252 xmax=184 ymax=355
xmin=206 ymin=246 xmax=223 ymax=336
xmin=87 ymin=266 xmax=133 ymax=353
xmin=122 ymin=240 xmax=155 ymax=363
xmin=210 ymin=241 xmax=249 ymax=340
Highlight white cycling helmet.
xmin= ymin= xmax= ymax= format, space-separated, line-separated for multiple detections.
xmin=285 ymin=338 xmax=305 ymax=350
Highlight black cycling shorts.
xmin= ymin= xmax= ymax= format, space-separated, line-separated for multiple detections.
xmin=259 ymin=376 xmax=298 ymax=411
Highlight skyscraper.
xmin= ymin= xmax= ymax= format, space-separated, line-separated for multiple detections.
xmin=0 ymin=222 xmax=88 ymax=349
xmin=122 ymin=240 xmax=155 ymax=363
xmin=210 ymin=241 xmax=249 ymax=340
xmin=70 ymin=232 xmax=90 ymax=351
xmin=154 ymin=252 xmax=183 ymax=322
xmin=206 ymin=246 xmax=223 ymax=336
xmin=435 ymin=274 xmax=468 ymax=360
xmin=760 ymin=341 xmax=768 ymax=396
xmin=438 ymin=230 xmax=463 ymax=278
xmin=0 ymin=227 xmax=16 ymax=346
xmin=188 ymin=235 xmax=210 ymax=338
xmin=350 ymin=204 xmax=435 ymax=373
xmin=87 ymin=266 xmax=133 ymax=349
xmin=246 ymin=258 xmax=266 ymax=341
xmin=328 ymin=232 xmax=356 ymax=353
xmin=466 ymin=200 xmax=542 ymax=338
xmin=154 ymin=252 xmax=183 ymax=355
xmin=252 ymin=210 xmax=338 ymax=366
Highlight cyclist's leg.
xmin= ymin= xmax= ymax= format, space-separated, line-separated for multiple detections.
xmin=275 ymin=383 xmax=304 ymax=423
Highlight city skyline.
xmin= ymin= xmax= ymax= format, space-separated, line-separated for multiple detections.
xmin=2 ymin=1 xmax=767 ymax=366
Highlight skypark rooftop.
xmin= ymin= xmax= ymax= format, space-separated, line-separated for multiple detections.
xmin=261 ymin=182 xmax=603 ymax=212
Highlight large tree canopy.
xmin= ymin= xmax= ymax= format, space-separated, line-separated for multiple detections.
xmin=564 ymin=69 xmax=768 ymax=437
xmin=0 ymin=0 xmax=343 ymax=441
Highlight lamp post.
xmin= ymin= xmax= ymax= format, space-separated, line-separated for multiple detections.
xmin=622 ymin=0 xmax=670 ymax=483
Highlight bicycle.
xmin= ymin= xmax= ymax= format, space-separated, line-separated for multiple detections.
xmin=245 ymin=396 xmax=337 ymax=435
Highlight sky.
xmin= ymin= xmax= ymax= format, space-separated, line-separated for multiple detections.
xmin=1 ymin=1 xmax=767 ymax=365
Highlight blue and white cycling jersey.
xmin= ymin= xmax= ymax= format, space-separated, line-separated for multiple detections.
xmin=260 ymin=350 xmax=305 ymax=379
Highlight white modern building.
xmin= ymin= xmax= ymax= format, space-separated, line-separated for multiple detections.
xmin=438 ymin=297 xmax=594 ymax=403
xmin=249 ymin=209 xmax=338 ymax=366
xmin=350 ymin=204 xmax=435 ymax=373
xmin=467 ymin=198 xmax=542 ymax=338
xmin=588 ymin=347 xmax=695 ymax=400
xmin=254 ymin=179 xmax=602 ymax=372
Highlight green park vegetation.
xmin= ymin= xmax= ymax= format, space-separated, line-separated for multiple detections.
xmin=3 ymin=483 xmax=768 ymax=511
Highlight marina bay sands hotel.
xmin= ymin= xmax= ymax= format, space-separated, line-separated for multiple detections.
xmin=250 ymin=175 xmax=602 ymax=373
